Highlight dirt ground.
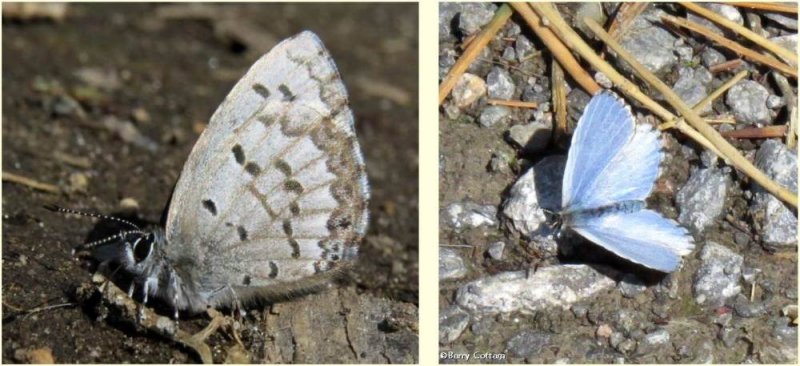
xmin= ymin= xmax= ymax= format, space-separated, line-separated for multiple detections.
xmin=3 ymin=3 xmax=418 ymax=363
xmin=439 ymin=3 xmax=796 ymax=364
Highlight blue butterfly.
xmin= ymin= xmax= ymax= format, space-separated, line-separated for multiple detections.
xmin=559 ymin=91 xmax=694 ymax=272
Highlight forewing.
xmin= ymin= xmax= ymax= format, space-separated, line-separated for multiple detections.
xmin=580 ymin=123 xmax=662 ymax=208
xmin=570 ymin=209 xmax=694 ymax=272
xmin=562 ymin=92 xmax=636 ymax=208
xmin=165 ymin=31 xmax=369 ymax=290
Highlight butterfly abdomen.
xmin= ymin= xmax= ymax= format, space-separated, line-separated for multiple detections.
xmin=562 ymin=200 xmax=645 ymax=226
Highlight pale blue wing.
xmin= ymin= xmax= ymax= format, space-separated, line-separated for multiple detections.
xmin=562 ymin=92 xmax=662 ymax=209
xmin=570 ymin=209 xmax=694 ymax=272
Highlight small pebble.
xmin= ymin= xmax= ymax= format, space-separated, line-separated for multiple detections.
xmin=68 ymin=172 xmax=89 ymax=194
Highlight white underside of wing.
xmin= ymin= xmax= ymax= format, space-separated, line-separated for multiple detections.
xmin=164 ymin=31 xmax=369 ymax=290
xmin=570 ymin=209 xmax=694 ymax=272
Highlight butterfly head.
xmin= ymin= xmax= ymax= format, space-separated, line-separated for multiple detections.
xmin=45 ymin=205 xmax=168 ymax=275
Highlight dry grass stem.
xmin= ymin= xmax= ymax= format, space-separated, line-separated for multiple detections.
xmin=511 ymin=2 xmax=599 ymax=95
xmin=661 ymin=14 xmax=796 ymax=78
xmin=680 ymin=2 xmax=797 ymax=66
xmin=487 ymin=99 xmax=539 ymax=109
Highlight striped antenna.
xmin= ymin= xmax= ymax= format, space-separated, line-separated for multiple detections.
xmin=44 ymin=204 xmax=142 ymax=231
xmin=71 ymin=230 xmax=145 ymax=254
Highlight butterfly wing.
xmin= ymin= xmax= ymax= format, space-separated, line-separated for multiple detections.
xmin=165 ymin=31 xmax=369 ymax=294
xmin=562 ymin=92 xmax=661 ymax=209
xmin=570 ymin=209 xmax=694 ymax=272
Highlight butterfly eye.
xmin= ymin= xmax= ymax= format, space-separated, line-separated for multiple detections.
xmin=132 ymin=236 xmax=153 ymax=263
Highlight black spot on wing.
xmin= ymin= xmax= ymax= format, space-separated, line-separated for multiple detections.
xmin=202 ymin=200 xmax=217 ymax=216
xmin=289 ymin=239 xmax=300 ymax=259
xmin=232 ymin=145 xmax=245 ymax=165
xmin=278 ymin=84 xmax=295 ymax=101
xmin=289 ymin=202 xmax=300 ymax=216
xmin=268 ymin=261 xmax=278 ymax=278
xmin=282 ymin=219 xmax=293 ymax=236
xmin=284 ymin=180 xmax=304 ymax=194
xmin=242 ymin=275 xmax=251 ymax=285
xmin=275 ymin=159 xmax=292 ymax=176
xmin=257 ymin=114 xmax=274 ymax=127
xmin=244 ymin=162 xmax=261 ymax=176
xmin=252 ymin=83 xmax=270 ymax=99
xmin=237 ymin=226 xmax=248 ymax=241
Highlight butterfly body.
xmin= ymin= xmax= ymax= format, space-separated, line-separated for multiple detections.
xmin=65 ymin=31 xmax=369 ymax=316
xmin=559 ymin=91 xmax=693 ymax=273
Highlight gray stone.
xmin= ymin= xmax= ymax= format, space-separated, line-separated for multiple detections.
xmin=505 ymin=330 xmax=552 ymax=358
xmin=741 ymin=266 xmax=761 ymax=284
xmin=502 ymin=156 xmax=565 ymax=237
xmin=672 ymin=67 xmax=712 ymax=115
xmin=486 ymin=67 xmax=515 ymax=100
xmin=701 ymin=47 xmax=726 ymax=67
xmin=506 ymin=120 xmax=552 ymax=153
xmin=726 ymin=80 xmax=771 ymax=125
xmin=455 ymin=265 xmax=616 ymax=316
xmin=617 ymin=8 xmax=678 ymax=76
xmin=440 ymin=248 xmax=468 ymax=281
xmin=505 ymin=22 xmax=521 ymax=37
xmin=677 ymin=166 xmax=731 ymax=233
xmin=439 ymin=48 xmax=457 ymax=80
xmin=487 ymin=241 xmax=505 ymax=260
xmin=752 ymin=140 xmax=797 ymax=248
xmin=439 ymin=306 xmax=470 ymax=344
xmin=451 ymin=73 xmax=486 ymax=108
xmin=457 ymin=3 xmax=497 ymax=36
xmin=616 ymin=338 xmax=637 ymax=354
xmin=444 ymin=201 xmax=498 ymax=231
xmin=770 ymin=34 xmax=798 ymax=65
xmin=687 ymin=4 xmax=743 ymax=36
xmin=764 ymin=12 xmax=797 ymax=30
xmin=488 ymin=152 xmax=511 ymax=174
xmin=609 ymin=332 xmax=625 ymax=348
xmin=522 ymin=83 xmax=550 ymax=104
xmin=733 ymin=298 xmax=768 ymax=318
xmin=478 ymin=105 xmax=512 ymax=128
xmin=767 ymin=94 xmax=786 ymax=109
xmin=640 ymin=329 xmax=670 ymax=352
xmin=515 ymin=35 xmax=535 ymax=62
xmin=502 ymin=46 xmax=516 ymax=62
xmin=618 ymin=273 xmax=647 ymax=298
xmin=442 ymin=102 xmax=462 ymax=121
xmin=573 ymin=3 xmax=606 ymax=39
xmin=675 ymin=46 xmax=694 ymax=63
xmin=612 ymin=309 xmax=639 ymax=334
xmin=693 ymin=242 xmax=743 ymax=307
xmin=439 ymin=3 xmax=463 ymax=41
xmin=594 ymin=72 xmax=612 ymax=89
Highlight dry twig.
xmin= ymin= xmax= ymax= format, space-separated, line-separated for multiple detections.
xmin=2 ymin=172 xmax=61 ymax=194
xmin=487 ymin=99 xmax=539 ymax=109
xmin=722 ymin=2 xmax=798 ymax=13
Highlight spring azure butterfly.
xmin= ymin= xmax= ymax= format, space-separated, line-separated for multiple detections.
xmin=559 ymin=91 xmax=693 ymax=273
xmin=53 ymin=31 xmax=369 ymax=317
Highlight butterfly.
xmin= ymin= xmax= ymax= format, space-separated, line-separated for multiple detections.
xmin=50 ymin=31 xmax=370 ymax=318
xmin=558 ymin=91 xmax=693 ymax=272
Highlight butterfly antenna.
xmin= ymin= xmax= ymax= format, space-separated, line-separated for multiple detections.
xmin=44 ymin=204 xmax=142 ymax=231
xmin=72 ymin=230 xmax=145 ymax=255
